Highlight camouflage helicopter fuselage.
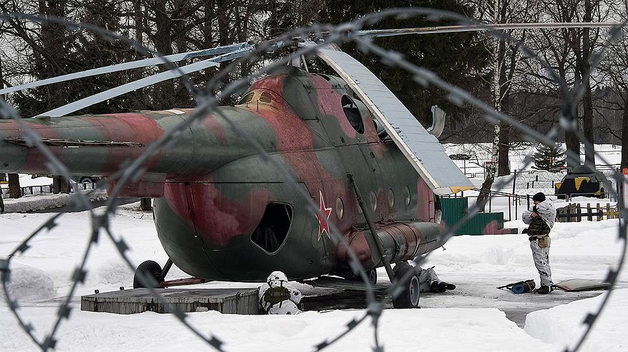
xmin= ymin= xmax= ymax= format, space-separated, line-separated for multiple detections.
xmin=0 ymin=67 xmax=442 ymax=281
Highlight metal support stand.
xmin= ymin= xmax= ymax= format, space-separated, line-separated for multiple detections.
xmin=161 ymin=258 xmax=173 ymax=279
xmin=348 ymin=174 xmax=395 ymax=282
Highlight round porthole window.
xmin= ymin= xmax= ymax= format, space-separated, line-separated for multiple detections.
xmin=336 ymin=197 xmax=344 ymax=220
xmin=388 ymin=188 xmax=395 ymax=208
xmin=370 ymin=191 xmax=378 ymax=212
xmin=403 ymin=186 xmax=411 ymax=207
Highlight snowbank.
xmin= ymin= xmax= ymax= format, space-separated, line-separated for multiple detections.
xmin=525 ymin=289 xmax=628 ymax=352
xmin=1 ymin=190 xmax=107 ymax=213
xmin=4 ymin=265 xmax=56 ymax=302
xmin=0 ymin=200 xmax=626 ymax=351
xmin=0 ymin=307 xmax=555 ymax=352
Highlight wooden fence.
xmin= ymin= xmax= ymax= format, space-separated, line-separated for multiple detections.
xmin=555 ymin=203 xmax=619 ymax=222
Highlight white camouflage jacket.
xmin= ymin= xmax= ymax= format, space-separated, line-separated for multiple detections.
xmin=522 ymin=200 xmax=556 ymax=229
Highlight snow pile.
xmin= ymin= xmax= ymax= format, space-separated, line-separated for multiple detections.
xmin=3 ymin=266 xmax=56 ymax=302
xmin=0 ymin=203 xmax=626 ymax=351
xmin=524 ymin=289 xmax=628 ymax=352
xmin=0 ymin=307 xmax=555 ymax=352
xmin=2 ymin=190 xmax=107 ymax=213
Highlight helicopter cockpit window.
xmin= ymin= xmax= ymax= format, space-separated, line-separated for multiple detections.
xmin=341 ymin=95 xmax=364 ymax=134
xmin=251 ymin=203 xmax=293 ymax=254
xmin=238 ymin=92 xmax=255 ymax=105
xmin=259 ymin=92 xmax=272 ymax=104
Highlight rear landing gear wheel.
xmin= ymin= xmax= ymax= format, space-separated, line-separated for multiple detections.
xmin=133 ymin=260 xmax=164 ymax=288
xmin=368 ymin=269 xmax=378 ymax=285
xmin=392 ymin=263 xmax=420 ymax=309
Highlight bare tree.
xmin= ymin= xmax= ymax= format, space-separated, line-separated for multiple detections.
xmin=597 ymin=0 xmax=628 ymax=170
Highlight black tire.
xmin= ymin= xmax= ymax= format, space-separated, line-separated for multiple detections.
xmin=79 ymin=177 xmax=94 ymax=184
xmin=133 ymin=260 xmax=164 ymax=289
xmin=392 ymin=263 xmax=420 ymax=309
xmin=368 ymin=269 xmax=377 ymax=285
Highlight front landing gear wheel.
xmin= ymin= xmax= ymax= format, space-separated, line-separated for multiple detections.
xmin=133 ymin=260 xmax=164 ymax=288
xmin=392 ymin=263 xmax=420 ymax=308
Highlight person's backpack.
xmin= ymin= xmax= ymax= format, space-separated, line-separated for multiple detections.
xmin=263 ymin=281 xmax=291 ymax=306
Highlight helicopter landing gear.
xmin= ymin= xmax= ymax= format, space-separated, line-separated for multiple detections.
xmin=392 ymin=262 xmax=420 ymax=309
xmin=133 ymin=259 xmax=172 ymax=289
xmin=367 ymin=268 xmax=378 ymax=285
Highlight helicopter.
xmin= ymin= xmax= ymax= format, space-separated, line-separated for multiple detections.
xmin=0 ymin=21 xmax=616 ymax=309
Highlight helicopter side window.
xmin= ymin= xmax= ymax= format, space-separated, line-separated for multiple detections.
xmin=238 ymin=92 xmax=255 ymax=105
xmin=259 ymin=92 xmax=272 ymax=104
xmin=341 ymin=95 xmax=364 ymax=134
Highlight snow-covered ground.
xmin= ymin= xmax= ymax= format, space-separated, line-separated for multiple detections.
xmin=0 ymin=202 xmax=626 ymax=351
xmin=0 ymin=143 xmax=624 ymax=351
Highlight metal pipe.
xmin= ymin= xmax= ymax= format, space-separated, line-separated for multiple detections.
xmin=161 ymin=258 xmax=174 ymax=279
xmin=348 ymin=174 xmax=395 ymax=281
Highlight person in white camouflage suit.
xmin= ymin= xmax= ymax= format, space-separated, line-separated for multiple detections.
xmin=417 ymin=266 xmax=456 ymax=293
xmin=258 ymin=271 xmax=302 ymax=315
xmin=522 ymin=192 xmax=556 ymax=294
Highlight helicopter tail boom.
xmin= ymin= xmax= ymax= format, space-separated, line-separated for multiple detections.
xmin=0 ymin=109 xmax=252 ymax=185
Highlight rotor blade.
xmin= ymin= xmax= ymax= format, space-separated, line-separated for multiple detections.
xmin=39 ymin=48 xmax=251 ymax=117
xmin=357 ymin=22 xmax=622 ymax=37
xmin=317 ymin=48 xmax=473 ymax=195
xmin=0 ymin=42 xmax=252 ymax=95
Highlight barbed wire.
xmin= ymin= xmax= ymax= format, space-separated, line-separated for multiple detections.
xmin=0 ymin=7 xmax=625 ymax=352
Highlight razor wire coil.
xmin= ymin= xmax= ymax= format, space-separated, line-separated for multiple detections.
xmin=0 ymin=8 xmax=625 ymax=352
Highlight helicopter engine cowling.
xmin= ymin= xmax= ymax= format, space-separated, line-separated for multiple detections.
xmin=336 ymin=221 xmax=441 ymax=271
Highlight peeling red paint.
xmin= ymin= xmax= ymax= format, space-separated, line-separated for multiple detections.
xmin=164 ymin=180 xmax=272 ymax=248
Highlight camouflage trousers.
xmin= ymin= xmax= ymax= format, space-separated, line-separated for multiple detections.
xmin=530 ymin=237 xmax=552 ymax=287
xmin=418 ymin=267 xmax=440 ymax=292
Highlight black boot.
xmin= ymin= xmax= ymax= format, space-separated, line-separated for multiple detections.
xmin=535 ymin=285 xmax=551 ymax=294
xmin=443 ymin=282 xmax=456 ymax=290
xmin=431 ymin=281 xmax=446 ymax=293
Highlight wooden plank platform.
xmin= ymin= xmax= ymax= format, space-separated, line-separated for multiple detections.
xmin=81 ymin=288 xmax=260 ymax=315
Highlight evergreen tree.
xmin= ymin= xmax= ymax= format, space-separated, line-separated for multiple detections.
xmin=533 ymin=144 xmax=566 ymax=172
xmin=266 ymin=0 xmax=490 ymax=131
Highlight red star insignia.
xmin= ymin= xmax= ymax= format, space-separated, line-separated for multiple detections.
xmin=317 ymin=191 xmax=332 ymax=240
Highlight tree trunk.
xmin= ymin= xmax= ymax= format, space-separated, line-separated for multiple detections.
xmin=60 ymin=177 xmax=71 ymax=194
xmin=498 ymin=123 xmax=511 ymax=176
xmin=152 ymin=0 xmax=176 ymax=109
xmin=8 ymin=174 xmax=21 ymax=198
xmin=498 ymin=89 xmax=511 ymax=176
xmin=565 ymin=129 xmax=581 ymax=168
xmin=477 ymin=0 xmax=503 ymax=210
xmin=52 ymin=176 xmax=71 ymax=194
xmin=581 ymin=0 xmax=595 ymax=165
xmin=621 ymin=91 xmax=628 ymax=171
xmin=53 ymin=176 xmax=60 ymax=194
xmin=140 ymin=198 xmax=152 ymax=211
xmin=582 ymin=80 xmax=595 ymax=164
